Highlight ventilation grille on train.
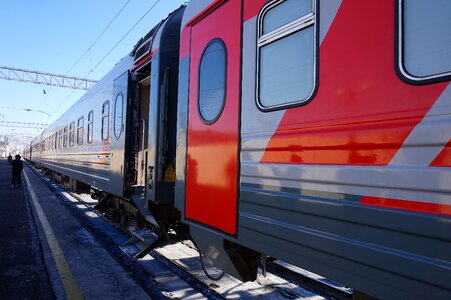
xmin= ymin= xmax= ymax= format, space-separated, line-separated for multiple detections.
xmin=134 ymin=40 xmax=152 ymax=63
xmin=133 ymin=23 xmax=160 ymax=63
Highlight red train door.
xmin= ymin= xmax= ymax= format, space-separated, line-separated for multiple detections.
xmin=185 ymin=0 xmax=242 ymax=234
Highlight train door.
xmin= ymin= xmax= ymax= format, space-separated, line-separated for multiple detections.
xmin=109 ymin=71 xmax=129 ymax=197
xmin=185 ymin=0 xmax=242 ymax=235
xmin=137 ymin=76 xmax=150 ymax=187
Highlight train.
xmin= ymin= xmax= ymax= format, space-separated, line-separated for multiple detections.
xmin=23 ymin=1 xmax=451 ymax=299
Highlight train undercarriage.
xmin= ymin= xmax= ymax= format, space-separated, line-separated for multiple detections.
xmin=36 ymin=164 xmax=188 ymax=247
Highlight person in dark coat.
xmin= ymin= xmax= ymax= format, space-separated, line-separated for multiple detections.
xmin=10 ymin=154 xmax=23 ymax=188
xmin=7 ymin=154 xmax=12 ymax=165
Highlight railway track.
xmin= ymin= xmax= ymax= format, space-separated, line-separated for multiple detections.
xmin=31 ymin=165 xmax=353 ymax=300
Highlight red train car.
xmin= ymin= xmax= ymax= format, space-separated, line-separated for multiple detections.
xmin=175 ymin=0 xmax=451 ymax=299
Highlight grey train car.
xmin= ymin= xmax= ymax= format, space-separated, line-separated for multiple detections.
xmin=26 ymin=1 xmax=451 ymax=299
xmin=24 ymin=135 xmax=42 ymax=162
xmin=30 ymin=6 xmax=185 ymax=224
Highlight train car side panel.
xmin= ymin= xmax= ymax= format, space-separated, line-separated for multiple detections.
xmin=39 ymin=56 xmax=134 ymax=194
xmin=238 ymin=0 xmax=451 ymax=299
xmin=109 ymin=71 xmax=129 ymax=198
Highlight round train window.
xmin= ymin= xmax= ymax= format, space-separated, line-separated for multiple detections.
xmin=114 ymin=92 xmax=124 ymax=139
xmin=198 ymin=40 xmax=227 ymax=124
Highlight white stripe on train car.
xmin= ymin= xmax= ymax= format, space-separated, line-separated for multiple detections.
xmin=241 ymin=163 xmax=451 ymax=205
xmin=44 ymin=162 xmax=109 ymax=181
xmin=389 ymin=83 xmax=451 ymax=166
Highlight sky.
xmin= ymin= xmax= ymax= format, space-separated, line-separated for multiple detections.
xmin=0 ymin=0 xmax=186 ymax=148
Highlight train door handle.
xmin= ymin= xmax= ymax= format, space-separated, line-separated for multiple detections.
xmin=148 ymin=166 xmax=154 ymax=190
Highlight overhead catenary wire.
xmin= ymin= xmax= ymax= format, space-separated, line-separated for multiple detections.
xmin=84 ymin=0 xmax=163 ymax=78
xmin=44 ymin=0 xmax=131 ymax=99
xmin=65 ymin=0 xmax=131 ymax=76
xmin=50 ymin=0 xmax=163 ymax=120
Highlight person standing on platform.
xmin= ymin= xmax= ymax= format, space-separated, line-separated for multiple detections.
xmin=10 ymin=154 xmax=23 ymax=188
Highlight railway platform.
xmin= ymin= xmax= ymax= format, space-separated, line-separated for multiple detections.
xmin=0 ymin=158 xmax=150 ymax=299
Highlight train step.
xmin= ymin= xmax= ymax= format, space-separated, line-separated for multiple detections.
xmin=121 ymin=229 xmax=159 ymax=259
xmin=131 ymin=185 xmax=159 ymax=227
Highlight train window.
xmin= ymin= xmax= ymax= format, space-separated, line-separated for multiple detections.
xmin=398 ymin=0 xmax=451 ymax=83
xmin=257 ymin=0 xmax=317 ymax=110
xmin=198 ymin=39 xmax=226 ymax=124
xmin=87 ymin=110 xmax=93 ymax=144
xmin=63 ymin=126 xmax=68 ymax=148
xmin=101 ymin=101 xmax=109 ymax=140
xmin=113 ymin=92 xmax=124 ymax=139
xmin=77 ymin=116 xmax=84 ymax=145
xmin=58 ymin=130 xmax=62 ymax=149
xmin=69 ymin=122 xmax=75 ymax=147
xmin=262 ymin=0 xmax=311 ymax=34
